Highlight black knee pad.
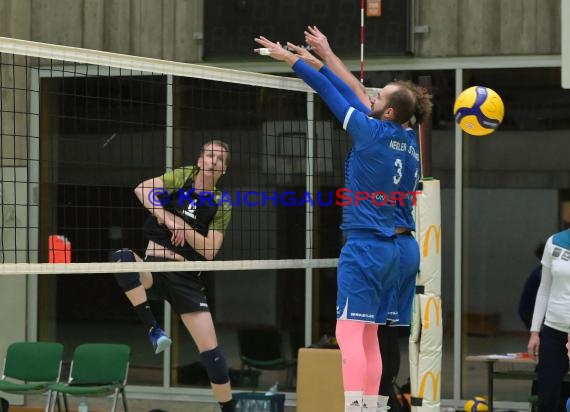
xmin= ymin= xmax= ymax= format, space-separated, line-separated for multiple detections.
xmin=112 ymin=248 xmax=136 ymax=263
xmin=112 ymin=249 xmax=141 ymax=292
xmin=200 ymin=347 xmax=229 ymax=384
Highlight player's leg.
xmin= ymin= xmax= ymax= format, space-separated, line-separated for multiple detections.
xmin=337 ymin=235 xmax=397 ymax=412
xmin=180 ymin=311 xmax=235 ymax=412
xmin=378 ymin=323 xmax=401 ymax=411
xmin=337 ymin=238 xmax=373 ymax=412
xmin=374 ymin=232 xmax=419 ymax=410
xmin=366 ymin=237 xmax=399 ymax=411
xmin=336 ymin=319 xmax=367 ymax=412
xmin=393 ymin=233 xmax=420 ymax=327
xmin=112 ymin=249 xmax=171 ymax=354
xmin=363 ymin=322 xmax=389 ymax=411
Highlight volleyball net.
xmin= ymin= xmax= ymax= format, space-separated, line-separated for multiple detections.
xmin=0 ymin=37 xmax=347 ymax=275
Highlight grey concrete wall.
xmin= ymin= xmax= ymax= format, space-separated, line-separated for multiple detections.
xmin=432 ymin=128 xmax=570 ymax=189
xmin=0 ymin=55 xmax=28 ymax=168
xmin=0 ymin=0 xmax=562 ymax=61
xmin=414 ymin=0 xmax=560 ymax=57
xmin=0 ymin=0 xmax=204 ymax=62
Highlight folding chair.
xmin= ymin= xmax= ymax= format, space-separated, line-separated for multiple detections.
xmin=238 ymin=328 xmax=297 ymax=389
xmin=0 ymin=341 xmax=64 ymax=412
xmin=48 ymin=343 xmax=130 ymax=412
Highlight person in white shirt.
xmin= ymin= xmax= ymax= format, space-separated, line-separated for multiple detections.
xmin=528 ymin=229 xmax=570 ymax=412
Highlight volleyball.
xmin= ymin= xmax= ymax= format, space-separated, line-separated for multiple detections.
xmin=463 ymin=396 xmax=489 ymax=411
xmin=453 ymin=86 xmax=504 ymax=136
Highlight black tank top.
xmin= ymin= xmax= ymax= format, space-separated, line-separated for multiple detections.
xmin=142 ymin=178 xmax=219 ymax=261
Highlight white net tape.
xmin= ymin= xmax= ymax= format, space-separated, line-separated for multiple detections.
xmin=0 ymin=258 xmax=338 ymax=276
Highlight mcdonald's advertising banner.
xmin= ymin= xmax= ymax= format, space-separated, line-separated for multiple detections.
xmin=410 ymin=179 xmax=442 ymax=412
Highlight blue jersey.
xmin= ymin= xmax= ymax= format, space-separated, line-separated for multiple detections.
xmin=292 ymin=60 xmax=408 ymax=237
xmin=320 ymin=66 xmax=417 ymax=233
xmin=340 ymin=118 xmax=408 ymax=236
xmin=394 ymin=128 xmax=420 ymax=231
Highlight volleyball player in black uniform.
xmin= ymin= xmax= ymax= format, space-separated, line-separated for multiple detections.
xmin=112 ymin=140 xmax=235 ymax=411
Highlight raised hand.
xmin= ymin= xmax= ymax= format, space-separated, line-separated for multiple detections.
xmin=286 ymin=42 xmax=323 ymax=70
xmin=254 ymin=36 xmax=292 ymax=62
xmin=304 ymin=26 xmax=333 ymax=59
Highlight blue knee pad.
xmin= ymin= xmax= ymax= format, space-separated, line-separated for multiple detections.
xmin=200 ymin=347 xmax=229 ymax=384
xmin=112 ymin=249 xmax=141 ymax=292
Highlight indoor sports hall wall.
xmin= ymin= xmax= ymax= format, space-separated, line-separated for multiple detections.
xmin=0 ymin=0 xmax=562 ymax=63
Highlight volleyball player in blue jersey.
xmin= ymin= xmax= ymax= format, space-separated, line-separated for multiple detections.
xmin=301 ymin=26 xmax=431 ymax=328
xmin=289 ymin=31 xmax=432 ymax=411
xmin=254 ymin=36 xmax=423 ymax=412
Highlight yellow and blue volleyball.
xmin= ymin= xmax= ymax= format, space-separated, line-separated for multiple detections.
xmin=453 ymin=86 xmax=504 ymax=136
xmin=463 ymin=396 xmax=489 ymax=411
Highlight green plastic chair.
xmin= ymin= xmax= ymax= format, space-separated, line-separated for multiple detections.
xmin=48 ymin=343 xmax=130 ymax=412
xmin=0 ymin=341 xmax=64 ymax=412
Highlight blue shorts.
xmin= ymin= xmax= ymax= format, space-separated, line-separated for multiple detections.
xmin=336 ymin=233 xmax=399 ymax=324
xmin=387 ymin=233 xmax=420 ymax=326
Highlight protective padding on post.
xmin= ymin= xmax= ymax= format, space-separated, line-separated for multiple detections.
xmin=415 ymin=180 xmax=441 ymax=296
xmin=419 ymin=294 xmax=443 ymax=351
xmin=410 ymin=295 xmax=443 ymax=411
xmin=410 ymin=179 xmax=442 ymax=412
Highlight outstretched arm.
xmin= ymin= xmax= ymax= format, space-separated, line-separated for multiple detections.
xmin=254 ymin=36 xmax=379 ymax=147
xmin=287 ymin=43 xmax=371 ymax=114
xmin=320 ymin=65 xmax=371 ymax=114
xmin=254 ymin=37 xmax=350 ymax=123
xmin=304 ymin=26 xmax=370 ymax=108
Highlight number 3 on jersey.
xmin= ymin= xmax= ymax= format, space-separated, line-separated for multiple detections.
xmin=394 ymin=158 xmax=403 ymax=184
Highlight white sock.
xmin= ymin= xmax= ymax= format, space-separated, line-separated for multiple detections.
xmin=345 ymin=391 xmax=363 ymax=412
xmin=363 ymin=395 xmax=379 ymax=409
xmin=377 ymin=395 xmax=391 ymax=411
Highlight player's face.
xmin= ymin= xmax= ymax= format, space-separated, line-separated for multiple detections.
xmin=370 ymin=84 xmax=397 ymax=120
xmin=198 ymin=144 xmax=228 ymax=180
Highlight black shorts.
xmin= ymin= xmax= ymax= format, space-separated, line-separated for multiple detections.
xmin=144 ymin=256 xmax=210 ymax=315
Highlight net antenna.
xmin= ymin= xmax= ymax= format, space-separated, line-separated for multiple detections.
xmin=360 ymin=0 xmax=365 ymax=84
xmin=362 ymin=0 xmax=382 ymax=84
